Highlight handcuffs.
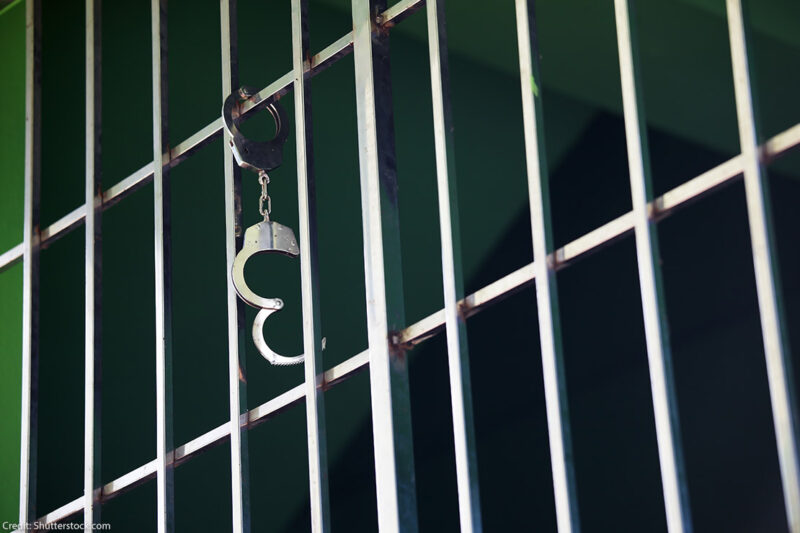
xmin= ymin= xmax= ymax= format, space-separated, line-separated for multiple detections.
xmin=223 ymin=86 xmax=304 ymax=366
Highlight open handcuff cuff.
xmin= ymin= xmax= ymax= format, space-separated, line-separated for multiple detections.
xmin=223 ymin=86 xmax=303 ymax=366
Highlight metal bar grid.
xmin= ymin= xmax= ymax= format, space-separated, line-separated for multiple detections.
xmin=5 ymin=0 xmax=800 ymax=531
xmin=21 ymin=118 xmax=800 ymax=529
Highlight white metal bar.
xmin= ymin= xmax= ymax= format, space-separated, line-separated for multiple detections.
xmin=103 ymin=460 xmax=158 ymax=496
xmin=765 ymin=123 xmax=800 ymax=158
xmin=515 ymin=1 xmax=580 ymax=531
xmin=40 ymin=205 xmax=85 ymax=245
xmin=0 ymin=243 xmax=24 ymax=276
xmin=382 ymin=0 xmax=424 ymax=25
xmin=38 ymin=497 xmax=83 ymax=525
xmin=292 ymin=0 xmax=331 ymax=530
xmin=83 ymin=0 xmax=102 ymax=527
xmin=725 ymin=2 xmax=800 ymax=531
xmin=426 ymin=0 xmax=482 ymax=530
xmin=220 ymin=1 xmax=250 ymax=532
xmin=614 ymin=1 xmax=692 ymax=532
xmin=175 ymin=423 xmax=230 ymax=463
xmin=151 ymin=0 xmax=174 ymax=530
xmin=19 ymin=0 xmax=41 ymax=527
xmin=351 ymin=0 xmax=419 ymax=530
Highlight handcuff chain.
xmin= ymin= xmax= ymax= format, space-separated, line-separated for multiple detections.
xmin=258 ymin=171 xmax=271 ymax=221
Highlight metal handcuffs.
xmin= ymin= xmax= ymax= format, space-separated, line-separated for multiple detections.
xmin=223 ymin=86 xmax=304 ymax=366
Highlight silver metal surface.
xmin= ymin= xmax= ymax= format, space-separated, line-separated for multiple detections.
xmin=251 ymin=308 xmax=305 ymax=366
xmin=515 ymin=1 xmax=580 ymax=532
xmin=220 ymin=0 xmax=251 ymax=531
xmin=231 ymin=220 xmax=299 ymax=310
xmin=83 ymin=0 xmax=102 ymax=528
xmin=725 ymin=2 xmax=800 ymax=531
xmin=614 ymin=1 xmax=692 ymax=531
xmin=19 ymin=0 xmax=41 ymax=526
xmin=426 ymin=0 xmax=482 ymax=530
xmin=291 ymin=0 xmax=331 ymax=528
xmin=351 ymin=0 xmax=419 ymax=530
xmin=223 ymin=89 xmax=288 ymax=174
xmin=381 ymin=0 xmax=424 ymax=25
xmin=151 ymin=0 xmax=174 ymax=530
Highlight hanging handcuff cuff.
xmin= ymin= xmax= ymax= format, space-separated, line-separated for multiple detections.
xmin=223 ymin=86 xmax=304 ymax=366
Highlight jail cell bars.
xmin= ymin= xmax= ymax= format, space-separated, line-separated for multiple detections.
xmin=4 ymin=0 xmax=800 ymax=532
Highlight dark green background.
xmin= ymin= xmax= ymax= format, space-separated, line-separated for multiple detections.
xmin=1 ymin=0 xmax=799 ymax=531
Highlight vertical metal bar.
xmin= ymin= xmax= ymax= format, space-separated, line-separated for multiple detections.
xmin=151 ymin=0 xmax=174 ymax=531
xmin=220 ymin=1 xmax=250 ymax=532
xmin=84 ymin=0 xmax=102 ymax=527
xmin=725 ymin=2 xmax=800 ymax=531
xmin=19 ymin=0 xmax=41 ymax=526
xmin=351 ymin=0 xmax=419 ymax=530
xmin=291 ymin=0 xmax=331 ymax=531
xmin=425 ymin=0 xmax=482 ymax=531
xmin=613 ymin=1 xmax=692 ymax=532
xmin=514 ymin=2 xmax=580 ymax=532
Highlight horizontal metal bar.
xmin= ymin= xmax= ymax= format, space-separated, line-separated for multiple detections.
xmin=764 ymin=122 xmax=800 ymax=161
xmin=0 ymin=243 xmax=24 ymax=273
xmin=168 ymin=119 xmax=222 ymax=168
xmin=322 ymin=350 xmax=369 ymax=387
xmin=40 ymin=205 xmax=85 ymax=248
xmin=103 ymin=460 xmax=158 ymax=497
xmin=248 ymin=385 xmax=305 ymax=426
xmin=33 ymin=109 xmax=800 ymax=525
xmin=102 ymin=162 xmax=155 ymax=208
xmin=381 ymin=0 xmax=424 ymax=25
xmin=174 ymin=423 xmax=229 ymax=464
xmin=653 ymin=155 xmax=744 ymax=218
xmin=37 ymin=497 xmax=82 ymax=525
xmin=310 ymin=32 xmax=353 ymax=73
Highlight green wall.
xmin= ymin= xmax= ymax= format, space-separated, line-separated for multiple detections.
xmin=0 ymin=0 xmax=24 ymax=524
